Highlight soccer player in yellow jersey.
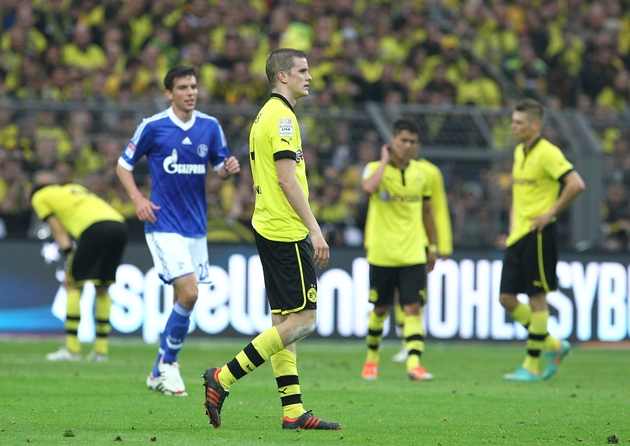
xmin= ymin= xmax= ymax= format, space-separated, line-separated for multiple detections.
xmin=500 ymin=99 xmax=585 ymax=382
xmin=30 ymin=170 xmax=127 ymax=362
xmin=360 ymin=119 xmax=438 ymax=381
xmin=391 ymin=155 xmax=453 ymax=362
xmin=202 ymin=48 xmax=341 ymax=430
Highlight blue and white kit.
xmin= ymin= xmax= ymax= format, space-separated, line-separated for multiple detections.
xmin=118 ymin=107 xmax=230 ymax=238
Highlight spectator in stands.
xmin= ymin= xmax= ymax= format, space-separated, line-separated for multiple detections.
xmin=0 ymin=102 xmax=19 ymax=150
xmin=0 ymin=4 xmax=47 ymax=55
xmin=597 ymin=69 xmax=630 ymax=115
xmin=579 ymin=37 xmax=625 ymax=100
xmin=456 ymin=60 xmax=502 ymax=107
xmin=602 ymin=181 xmax=630 ymax=251
xmin=0 ymin=148 xmax=29 ymax=216
xmin=422 ymin=35 xmax=468 ymax=89
xmin=35 ymin=0 xmax=73 ymax=46
xmin=62 ymin=23 xmax=107 ymax=73
xmin=504 ymin=41 xmax=547 ymax=100
xmin=120 ymin=0 xmax=153 ymax=55
xmin=216 ymin=60 xmax=267 ymax=106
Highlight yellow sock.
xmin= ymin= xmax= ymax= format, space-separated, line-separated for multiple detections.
xmin=271 ymin=349 xmax=304 ymax=419
xmin=404 ymin=315 xmax=424 ymax=371
xmin=544 ymin=333 xmax=561 ymax=352
xmin=94 ymin=293 xmax=112 ymax=355
xmin=366 ymin=311 xmax=387 ymax=363
xmin=523 ymin=311 xmax=548 ymax=373
xmin=511 ymin=303 xmax=532 ymax=328
xmin=65 ymin=289 xmax=81 ymax=354
xmin=218 ymin=326 xmax=284 ymax=390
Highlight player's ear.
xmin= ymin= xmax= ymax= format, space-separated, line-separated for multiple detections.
xmin=165 ymin=89 xmax=173 ymax=102
xmin=277 ymin=71 xmax=287 ymax=84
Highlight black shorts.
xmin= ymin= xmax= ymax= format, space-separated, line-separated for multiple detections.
xmin=500 ymin=222 xmax=558 ymax=296
xmin=68 ymin=221 xmax=128 ymax=287
xmin=254 ymin=230 xmax=318 ymax=314
xmin=369 ymin=263 xmax=427 ymax=307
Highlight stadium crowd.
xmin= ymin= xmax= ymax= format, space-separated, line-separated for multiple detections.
xmin=0 ymin=0 xmax=629 ymax=250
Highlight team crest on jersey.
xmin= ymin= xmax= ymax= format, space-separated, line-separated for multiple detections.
xmin=379 ymin=190 xmax=390 ymax=202
xmin=296 ymin=149 xmax=303 ymax=164
xmin=307 ymin=287 xmax=317 ymax=303
xmin=125 ymin=142 xmax=136 ymax=158
xmin=197 ymin=144 xmax=208 ymax=157
xmin=278 ymin=118 xmax=294 ymax=137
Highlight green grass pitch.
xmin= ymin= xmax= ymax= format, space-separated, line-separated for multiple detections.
xmin=1 ymin=337 xmax=629 ymax=445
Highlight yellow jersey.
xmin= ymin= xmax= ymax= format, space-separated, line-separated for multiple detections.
xmin=418 ymin=158 xmax=453 ymax=256
xmin=249 ymin=94 xmax=309 ymax=242
xmin=31 ymin=184 xmax=124 ymax=239
xmin=507 ymin=137 xmax=574 ymax=246
xmin=363 ymin=159 xmax=432 ymax=266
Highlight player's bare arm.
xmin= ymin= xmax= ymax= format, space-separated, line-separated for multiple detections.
xmin=530 ymin=170 xmax=586 ymax=231
xmin=422 ymin=200 xmax=437 ymax=273
xmin=45 ymin=215 xmax=72 ymax=253
xmin=116 ymin=163 xmax=161 ymax=223
xmin=276 ymin=158 xmax=329 ymax=268
xmin=217 ymin=156 xmax=241 ymax=180
xmin=362 ymin=144 xmax=391 ymax=195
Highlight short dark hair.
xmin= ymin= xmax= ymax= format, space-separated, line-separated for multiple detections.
xmin=515 ymin=98 xmax=545 ymax=123
xmin=265 ymin=48 xmax=307 ymax=87
xmin=163 ymin=66 xmax=197 ymax=91
xmin=392 ymin=119 xmax=420 ymax=137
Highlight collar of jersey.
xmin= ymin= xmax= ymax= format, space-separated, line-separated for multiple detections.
xmin=270 ymin=93 xmax=294 ymax=113
xmin=167 ymin=106 xmax=197 ymax=131
xmin=523 ymin=136 xmax=542 ymax=155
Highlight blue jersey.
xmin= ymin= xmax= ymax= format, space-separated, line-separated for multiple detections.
xmin=118 ymin=107 xmax=230 ymax=237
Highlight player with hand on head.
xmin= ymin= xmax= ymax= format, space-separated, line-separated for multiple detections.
xmin=500 ymin=99 xmax=585 ymax=382
xmin=31 ymin=170 xmax=128 ymax=362
xmin=360 ymin=119 xmax=438 ymax=381
xmin=116 ymin=65 xmax=240 ymax=396
xmin=202 ymin=48 xmax=341 ymax=431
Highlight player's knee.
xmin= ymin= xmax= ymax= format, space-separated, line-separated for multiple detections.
xmin=373 ymin=306 xmax=388 ymax=317
xmin=499 ymin=293 xmax=516 ymax=309
xmin=292 ymin=323 xmax=315 ymax=342
xmin=176 ymin=288 xmax=198 ymax=308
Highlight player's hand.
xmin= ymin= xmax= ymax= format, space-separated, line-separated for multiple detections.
xmin=380 ymin=144 xmax=392 ymax=163
xmin=310 ymin=231 xmax=330 ymax=268
xmin=224 ymin=157 xmax=241 ymax=175
xmin=133 ymin=195 xmax=161 ymax=223
xmin=426 ymin=252 xmax=437 ymax=273
xmin=530 ymin=212 xmax=553 ymax=232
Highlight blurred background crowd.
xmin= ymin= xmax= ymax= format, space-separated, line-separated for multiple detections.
xmin=0 ymin=0 xmax=629 ymax=251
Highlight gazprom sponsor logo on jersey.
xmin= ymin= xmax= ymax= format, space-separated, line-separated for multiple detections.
xmin=197 ymin=144 xmax=208 ymax=157
xmin=163 ymin=149 xmax=207 ymax=175
xmin=125 ymin=142 xmax=136 ymax=159
xmin=278 ymin=118 xmax=294 ymax=137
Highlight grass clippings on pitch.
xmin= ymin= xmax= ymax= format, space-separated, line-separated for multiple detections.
xmin=0 ymin=337 xmax=629 ymax=445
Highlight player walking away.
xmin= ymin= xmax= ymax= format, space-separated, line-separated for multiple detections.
xmin=116 ymin=66 xmax=240 ymax=396
xmin=391 ymin=154 xmax=452 ymax=363
xmin=500 ymin=99 xmax=585 ymax=382
xmin=202 ymin=48 xmax=341 ymax=430
xmin=31 ymin=170 xmax=127 ymax=362
xmin=360 ymin=119 xmax=438 ymax=381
